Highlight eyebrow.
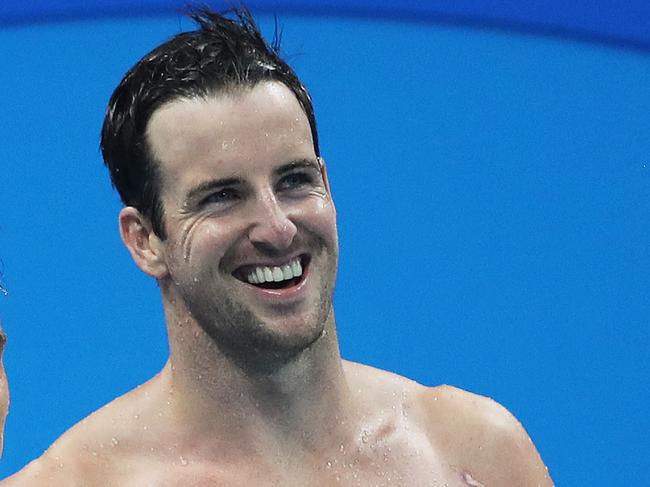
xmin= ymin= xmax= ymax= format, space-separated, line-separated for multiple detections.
xmin=274 ymin=158 xmax=321 ymax=176
xmin=185 ymin=177 xmax=243 ymax=204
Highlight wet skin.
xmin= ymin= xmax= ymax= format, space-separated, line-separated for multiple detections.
xmin=0 ymin=83 xmax=553 ymax=486
xmin=143 ymin=82 xmax=339 ymax=360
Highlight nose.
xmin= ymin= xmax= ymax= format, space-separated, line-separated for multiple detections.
xmin=247 ymin=193 xmax=297 ymax=252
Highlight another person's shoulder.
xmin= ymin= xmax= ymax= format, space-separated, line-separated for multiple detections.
xmin=418 ymin=384 xmax=553 ymax=486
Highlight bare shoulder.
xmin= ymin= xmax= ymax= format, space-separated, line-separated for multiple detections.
xmin=0 ymin=454 xmax=64 ymax=486
xmin=419 ymin=384 xmax=554 ymax=486
xmin=342 ymin=359 xmax=422 ymax=396
xmin=1 ymin=410 xmax=131 ymax=487
xmin=0 ymin=433 xmax=110 ymax=487
xmin=2 ymin=376 xmax=166 ymax=486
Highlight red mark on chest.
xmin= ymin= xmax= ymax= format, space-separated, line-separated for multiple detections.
xmin=462 ymin=471 xmax=485 ymax=487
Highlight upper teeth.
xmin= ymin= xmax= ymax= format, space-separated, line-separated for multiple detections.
xmin=247 ymin=258 xmax=303 ymax=284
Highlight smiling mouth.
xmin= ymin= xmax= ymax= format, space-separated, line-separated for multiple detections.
xmin=233 ymin=254 xmax=310 ymax=290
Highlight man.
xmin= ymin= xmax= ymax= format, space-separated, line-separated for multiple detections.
xmin=4 ymin=8 xmax=552 ymax=486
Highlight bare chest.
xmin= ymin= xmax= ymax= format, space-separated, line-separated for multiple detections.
xmin=123 ymin=444 xmax=479 ymax=487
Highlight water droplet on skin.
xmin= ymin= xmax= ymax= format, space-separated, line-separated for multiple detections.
xmin=111 ymin=437 xmax=119 ymax=447
xmin=180 ymin=456 xmax=189 ymax=466
xmin=143 ymin=425 xmax=148 ymax=431
xmin=326 ymin=461 xmax=332 ymax=468
xmin=361 ymin=430 xmax=370 ymax=444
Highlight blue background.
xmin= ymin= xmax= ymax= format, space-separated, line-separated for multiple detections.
xmin=1 ymin=2 xmax=649 ymax=485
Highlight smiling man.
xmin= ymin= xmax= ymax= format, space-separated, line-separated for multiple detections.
xmin=3 ymin=8 xmax=552 ymax=486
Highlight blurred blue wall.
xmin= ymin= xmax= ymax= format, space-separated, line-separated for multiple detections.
xmin=1 ymin=8 xmax=648 ymax=485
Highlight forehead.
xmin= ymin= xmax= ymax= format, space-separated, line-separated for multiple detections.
xmin=146 ymin=82 xmax=315 ymax=194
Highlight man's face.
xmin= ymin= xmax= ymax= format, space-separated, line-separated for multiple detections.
xmin=146 ymin=82 xmax=338 ymax=358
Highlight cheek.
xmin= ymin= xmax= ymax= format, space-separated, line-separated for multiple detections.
xmin=301 ymin=197 xmax=338 ymax=246
xmin=179 ymin=218 xmax=241 ymax=268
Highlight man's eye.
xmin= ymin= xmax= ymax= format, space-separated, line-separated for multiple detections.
xmin=201 ymin=188 xmax=239 ymax=205
xmin=278 ymin=172 xmax=312 ymax=191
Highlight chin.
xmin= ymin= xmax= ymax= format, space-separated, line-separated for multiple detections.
xmin=241 ymin=313 xmax=326 ymax=356
xmin=199 ymin=307 xmax=329 ymax=370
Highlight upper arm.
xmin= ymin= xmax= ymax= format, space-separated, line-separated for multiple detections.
xmin=421 ymin=385 xmax=554 ymax=487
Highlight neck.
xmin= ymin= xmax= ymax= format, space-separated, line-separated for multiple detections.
xmin=160 ymin=297 xmax=356 ymax=457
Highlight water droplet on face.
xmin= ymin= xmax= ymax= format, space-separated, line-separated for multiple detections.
xmin=326 ymin=461 xmax=332 ymax=468
xmin=179 ymin=456 xmax=189 ymax=466
xmin=111 ymin=437 xmax=119 ymax=447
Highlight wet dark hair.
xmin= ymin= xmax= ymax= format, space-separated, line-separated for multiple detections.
xmin=100 ymin=6 xmax=319 ymax=238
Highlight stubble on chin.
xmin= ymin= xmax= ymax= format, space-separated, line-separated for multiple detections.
xmin=170 ymin=227 xmax=338 ymax=368
xmin=178 ymin=265 xmax=334 ymax=369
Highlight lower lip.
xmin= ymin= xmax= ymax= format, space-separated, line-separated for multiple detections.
xmin=243 ymin=264 xmax=310 ymax=302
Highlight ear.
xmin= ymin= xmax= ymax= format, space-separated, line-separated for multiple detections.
xmin=119 ymin=206 xmax=169 ymax=279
